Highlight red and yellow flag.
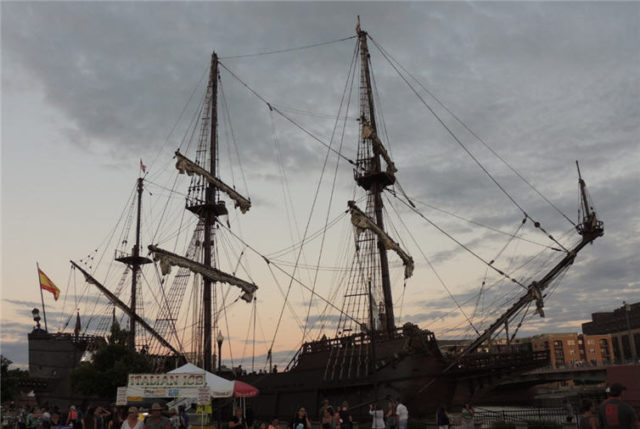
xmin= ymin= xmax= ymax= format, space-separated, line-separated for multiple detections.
xmin=38 ymin=268 xmax=60 ymax=301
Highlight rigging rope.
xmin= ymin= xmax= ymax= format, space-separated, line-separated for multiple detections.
xmin=217 ymin=62 xmax=357 ymax=167
xmin=368 ymin=35 xmax=576 ymax=229
xmin=220 ymin=35 xmax=356 ymax=59
xmin=367 ymin=36 xmax=573 ymax=253
xmin=218 ymin=222 xmax=365 ymax=328
xmin=302 ymin=37 xmax=359 ymax=341
xmin=385 ymin=194 xmax=480 ymax=335
xmin=387 ymin=189 xmax=561 ymax=251
xmin=388 ymin=187 xmax=527 ymax=289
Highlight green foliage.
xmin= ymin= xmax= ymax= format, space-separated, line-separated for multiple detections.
xmin=108 ymin=319 xmax=129 ymax=346
xmin=1 ymin=355 xmax=28 ymax=402
xmin=70 ymin=343 xmax=152 ymax=400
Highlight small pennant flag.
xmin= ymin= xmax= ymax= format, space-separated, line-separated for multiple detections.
xmin=38 ymin=268 xmax=60 ymax=301
xmin=140 ymin=159 xmax=147 ymax=173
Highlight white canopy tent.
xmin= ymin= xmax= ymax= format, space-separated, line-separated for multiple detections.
xmin=168 ymin=363 xmax=235 ymax=398
xmin=118 ymin=364 xmax=258 ymax=406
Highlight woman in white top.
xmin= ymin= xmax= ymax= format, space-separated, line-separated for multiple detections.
xmin=121 ymin=408 xmax=144 ymax=429
xmin=368 ymin=403 xmax=385 ymax=429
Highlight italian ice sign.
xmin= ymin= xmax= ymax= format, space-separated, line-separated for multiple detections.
xmin=128 ymin=373 xmax=206 ymax=389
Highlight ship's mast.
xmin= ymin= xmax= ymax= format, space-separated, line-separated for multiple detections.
xmin=148 ymin=51 xmax=253 ymax=371
xmin=202 ymin=52 xmax=219 ymax=373
xmin=356 ymin=28 xmax=395 ymax=335
xmin=115 ymin=177 xmax=152 ymax=351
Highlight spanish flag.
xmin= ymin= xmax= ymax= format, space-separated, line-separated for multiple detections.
xmin=38 ymin=268 xmax=60 ymax=301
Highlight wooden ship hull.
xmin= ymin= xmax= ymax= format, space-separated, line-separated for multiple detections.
xmin=241 ymin=325 xmax=550 ymax=418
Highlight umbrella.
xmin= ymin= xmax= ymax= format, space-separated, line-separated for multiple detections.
xmin=233 ymin=380 xmax=259 ymax=398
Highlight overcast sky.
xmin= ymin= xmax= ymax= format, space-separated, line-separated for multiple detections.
xmin=1 ymin=1 xmax=639 ymax=370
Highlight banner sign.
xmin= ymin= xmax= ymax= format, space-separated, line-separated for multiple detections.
xmin=197 ymin=387 xmax=210 ymax=405
xmin=128 ymin=373 xmax=206 ymax=388
xmin=116 ymin=387 xmax=128 ymax=405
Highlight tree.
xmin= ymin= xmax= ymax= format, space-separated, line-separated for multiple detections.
xmin=1 ymin=355 xmax=28 ymax=402
xmin=70 ymin=342 xmax=152 ymax=400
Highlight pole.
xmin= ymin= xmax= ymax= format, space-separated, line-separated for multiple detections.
xmin=129 ymin=177 xmax=144 ymax=351
xmin=217 ymin=336 xmax=223 ymax=429
xmin=623 ymin=301 xmax=637 ymax=361
xmin=36 ymin=263 xmax=48 ymax=332
xmin=203 ymin=52 xmax=219 ymax=373
xmin=358 ymin=29 xmax=395 ymax=334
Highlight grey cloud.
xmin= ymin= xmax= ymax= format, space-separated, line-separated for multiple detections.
xmin=2 ymin=2 xmax=638 ymax=366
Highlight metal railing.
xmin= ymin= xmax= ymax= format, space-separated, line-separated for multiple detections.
xmin=470 ymin=407 xmax=571 ymax=426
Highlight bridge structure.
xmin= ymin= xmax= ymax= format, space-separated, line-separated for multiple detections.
xmin=451 ymin=361 xmax=611 ymax=405
xmin=496 ymin=365 xmax=608 ymax=387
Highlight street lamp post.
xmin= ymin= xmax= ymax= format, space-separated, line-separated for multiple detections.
xmin=32 ymin=308 xmax=41 ymax=330
xmin=217 ymin=331 xmax=224 ymax=373
xmin=216 ymin=331 xmax=224 ymax=429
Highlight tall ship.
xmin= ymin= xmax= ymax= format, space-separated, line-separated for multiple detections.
xmin=28 ymin=22 xmax=603 ymax=415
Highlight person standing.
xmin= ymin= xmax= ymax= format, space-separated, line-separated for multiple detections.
xmin=145 ymin=404 xmax=170 ymax=429
xmin=289 ymin=408 xmax=310 ymax=429
xmin=368 ymin=403 xmax=384 ymax=429
xmin=395 ymin=400 xmax=408 ymax=429
xmin=67 ymin=407 xmax=79 ymax=429
xmin=579 ymin=400 xmax=598 ymax=429
xmin=83 ymin=408 xmax=97 ymax=429
xmin=121 ymin=408 xmax=143 ymax=429
xmin=40 ymin=408 xmax=52 ymax=429
xmin=229 ymin=409 xmax=248 ymax=429
xmin=321 ymin=409 xmax=333 ymax=429
xmin=386 ymin=401 xmax=397 ymax=429
xmin=268 ymin=418 xmax=280 ymax=429
xmin=461 ymin=404 xmax=474 ymax=429
xmin=598 ymin=383 xmax=637 ymax=429
xmin=338 ymin=402 xmax=352 ymax=429
xmin=108 ymin=408 xmax=124 ymax=429
xmin=435 ymin=406 xmax=450 ymax=429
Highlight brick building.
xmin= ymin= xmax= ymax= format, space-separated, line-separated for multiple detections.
xmin=582 ymin=301 xmax=640 ymax=362
xmin=529 ymin=332 xmax=613 ymax=368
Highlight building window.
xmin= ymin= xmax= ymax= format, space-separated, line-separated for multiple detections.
xmin=611 ymin=337 xmax=621 ymax=362
xmin=554 ymin=340 xmax=565 ymax=366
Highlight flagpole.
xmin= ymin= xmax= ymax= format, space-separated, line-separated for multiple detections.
xmin=36 ymin=262 xmax=49 ymax=332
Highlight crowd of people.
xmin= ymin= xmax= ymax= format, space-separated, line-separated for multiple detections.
xmin=0 ymin=404 xmax=190 ymax=429
xmin=2 ymin=382 xmax=638 ymax=429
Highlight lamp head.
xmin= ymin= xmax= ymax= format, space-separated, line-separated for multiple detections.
xmin=32 ymin=308 xmax=41 ymax=328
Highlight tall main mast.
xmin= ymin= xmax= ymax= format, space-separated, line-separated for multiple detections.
xmin=356 ymin=29 xmax=396 ymax=335
xmin=202 ymin=52 xmax=219 ymax=373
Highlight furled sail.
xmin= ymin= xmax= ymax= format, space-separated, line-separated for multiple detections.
xmin=148 ymin=245 xmax=257 ymax=302
xmin=348 ymin=201 xmax=414 ymax=278
xmin=175 ymin=151 xmax=251 ymax=213
xmin=362 ymin=121 xmax=397 ymax=175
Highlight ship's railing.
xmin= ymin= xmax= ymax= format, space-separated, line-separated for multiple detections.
xmin=287 ymin=324 xmax=437 ymax=370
